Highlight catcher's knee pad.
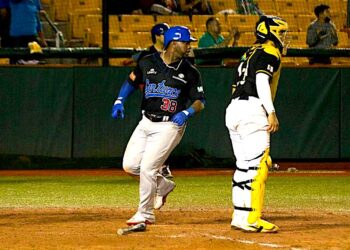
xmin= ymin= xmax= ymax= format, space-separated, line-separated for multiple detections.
xmin=248 ymin=148 xmax=271 ymax=224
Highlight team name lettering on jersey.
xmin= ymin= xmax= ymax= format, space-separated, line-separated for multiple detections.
xmin=144 ymin=79 xmax=181 ymax=99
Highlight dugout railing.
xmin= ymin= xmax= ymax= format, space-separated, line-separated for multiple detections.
xmin=1 ymin=47 xmax=350 ymax=64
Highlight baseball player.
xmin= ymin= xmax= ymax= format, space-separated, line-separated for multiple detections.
xmin=132 ymin=22 xmax=173 ymax=178
xmin=111 ymin=26 xmax=205 ymax=225
xmin=225 ymin=15 xmax=288 ymax=233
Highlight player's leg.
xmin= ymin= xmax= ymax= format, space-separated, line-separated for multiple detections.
xmin=226 ymin=99 xmax=278 ymax=232
xmin=129 ymin=118 xmax=184 ymax=224
xmin=235 ymin=131 xmax=277 ymax=232
xmin=123 ymin=120 xmax=147 ymax=177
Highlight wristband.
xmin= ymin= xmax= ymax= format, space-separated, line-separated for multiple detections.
xmin=184 ymin=107 xmax=195 ymax=117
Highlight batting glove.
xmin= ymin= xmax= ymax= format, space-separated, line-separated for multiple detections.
xmin=171 ymin=107 xmax=195 ymax=126
xmin=111 ymin=99 xmax=125 ymax=119
xmin=171 ymin=111 xmax=189 ymax=126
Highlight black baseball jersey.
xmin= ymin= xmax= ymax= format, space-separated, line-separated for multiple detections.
xmin=232 ymin=43 xmax=282 ymax=101
xmin=133 ymin=45 xmax=158 ymax=63
xmin=127 ymin=52 xmax=205 ymax=116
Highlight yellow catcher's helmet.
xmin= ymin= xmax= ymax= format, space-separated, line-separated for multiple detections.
xmin=255 ymin=15 xmax=288 ymax=52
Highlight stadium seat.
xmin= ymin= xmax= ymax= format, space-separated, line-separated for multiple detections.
xmin=275 ymin=0 xmax=311 ymax=15
xmin=69 ymin=12 xmax=89 ymax=39
xmin=254 ymin=0 xmax=278 ymax=15
xmin=54 ymin=0 xmax=101 ymax=21
xmin=84 ymin=14 xmax=103 ymax=46
xmin=156 ymin=15 xmax=192 ymax=30
xmin=227 ymin=14 xmax=259 ymax=32
xmin=109 ymin=32 xmax=138 ymax=48
xmin=236 ymin=32 xmax=255 ymax=47
xmin=297 ymin=14 xmax=316 ymax=32
xmin=0 ymin=58 xmax=9 ymax=65
xmin=337 ymin=31 xmax=349 ymax=48
xmin=109 ymin=15 xmax=120 ymax=33
xmin=287 ymin=32 xmax=307 ymax=48
xmin=53 ymin=0 xmax=71 ymax=21
xmin=332 ymin=13 xmax=347 ymax=30
xmin=191 ymin=31 xmax=203 ymax=47
xmin=280 ymin=14 xmax=298 ymax=32
xmin=191 ymin=15 xmax=215 ymax=32
xmin=282 ymin=56 xmax=297 ymax=66
xmin=70 ymin=0 xmax=101 ymax=11
xmin=134 ymin=32 xmax=153 ymax=48
xmin=210 ymin=0 xmax=238 ymax=14
xmin=120 ymin=15 xmax=155 ymax=32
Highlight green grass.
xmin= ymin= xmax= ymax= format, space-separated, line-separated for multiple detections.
xmin=0 ymin=175 xmax=349 ymax=211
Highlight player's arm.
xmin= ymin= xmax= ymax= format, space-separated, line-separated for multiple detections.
xmin=171 ymin=99 xmax=205 ymax=126
xmin=111 ymin=70 xmax=139 ymax=119
xmin=256 ymin=73 xmax=279 ymax=133
xmin=171 ymin=69 xmax=205 ymax=126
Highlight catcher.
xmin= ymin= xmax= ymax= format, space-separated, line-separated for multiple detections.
xmin=225 ymin=15 xmax=288 ymax=233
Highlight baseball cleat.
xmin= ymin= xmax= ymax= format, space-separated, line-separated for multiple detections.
xmin=161 ymin=165 xmax=173 ymax=178
xmin=231 ymin=219 xmax=279 ymax=233
xmin=154 ymin=180 xmax=176 ymax=210
xmin=126 ymin=212 xmax=155 ymax=226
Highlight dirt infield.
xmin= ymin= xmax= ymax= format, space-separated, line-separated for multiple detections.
xmin=0 ymin=208 xmax=349 ymax=249
xmin=0 ymin=168 xmax=349 ymax=249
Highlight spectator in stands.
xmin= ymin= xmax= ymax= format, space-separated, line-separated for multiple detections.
xmin=150 ymin=0 xmax=180 ymax=15
xmin=196 ymin=17 xmax=240 ymax=65
xmin=9 ymin=0 xmax=47 ymax=64
xmin=0 ymin=0 xmax=10 ymax=47
xmin=306 ymin=4 xmax=338 ymax=64
xmin=180 ymin=0 xmax=213 ymax=15
xmin=236 ymin=0 xmax=263 ymax=15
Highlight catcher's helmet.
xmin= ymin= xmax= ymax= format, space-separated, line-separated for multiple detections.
xmin=151 ymin=23 xmax=170 ymax=44
xmin=164 ymin=26 xmax=196 ymax=49
xmin=255 ymin=15 xmax=288 ymax=52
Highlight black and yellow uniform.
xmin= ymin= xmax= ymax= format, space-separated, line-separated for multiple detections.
xmin=232 ymin=43 xmax=281 ymax=101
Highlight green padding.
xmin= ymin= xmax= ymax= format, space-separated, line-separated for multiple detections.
xmin=73 ymin=67 xmax=142 ymax=158
xmin=0 ymin=68 xmax=73 ymax=157
xmin=174 ymin=67 xmax=234 ymax=158
xmin=0 ymin=67 xmax=347 ymax=160
xmin=340 ymin=69 xmax=350 ymax=158
xmin=273 ymin=68 xmax=340 ymax=159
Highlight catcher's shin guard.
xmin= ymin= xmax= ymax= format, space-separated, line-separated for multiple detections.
xmin=247 ymin=148 xmax=272 ymax=224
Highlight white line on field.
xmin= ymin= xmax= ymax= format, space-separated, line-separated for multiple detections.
xmin=155 ymin=233 xmax=299 ymax=249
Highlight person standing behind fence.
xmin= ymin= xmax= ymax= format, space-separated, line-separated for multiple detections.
xmin=306 ymin=4 xmax=338 ymax=64
xmin=9 ymin=0 xmax=47 ymax=64
xmin=0 ymin=0 xmax=11 ymax=47
xmin=111 ymin=26 xmax=205 ymax=226
xmin=196 ymin=17 xmax=240 ymax=65
xmin=225 ymin=15 xmax=288 ymax=233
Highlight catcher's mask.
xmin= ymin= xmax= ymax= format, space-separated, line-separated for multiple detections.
xmin=255 ymin=15 xmax=288 ymax=53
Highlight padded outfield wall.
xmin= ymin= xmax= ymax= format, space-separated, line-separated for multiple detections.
xmin=0 ymin=66 xmax=349 ymax=160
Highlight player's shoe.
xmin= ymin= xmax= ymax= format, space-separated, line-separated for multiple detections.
xmin=126 ymin=212 xmax=155 ymax=226
xmin=231 ymin=219 xmax=279 ymax=233
xmin=154 ymin=179 xmax=176 ymax=210
xmin=161 ymin=164 xmax=173 ymax=178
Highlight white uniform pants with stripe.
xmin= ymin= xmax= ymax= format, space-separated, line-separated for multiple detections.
xmin=225 ymin=97 xmax=270 ymax=225
xmin=123 ymin=115 xmax=185 ymax=221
